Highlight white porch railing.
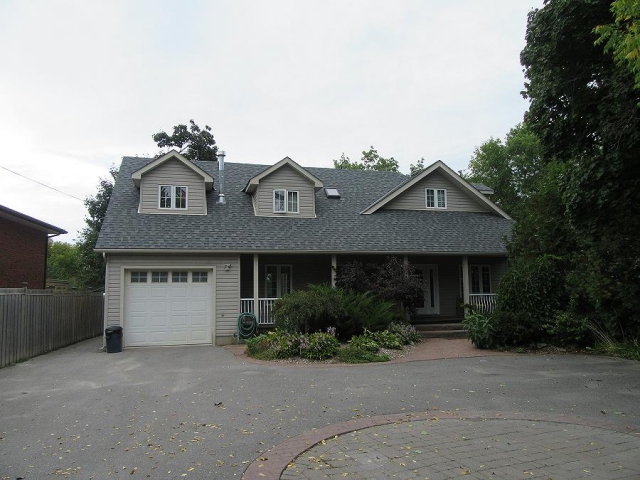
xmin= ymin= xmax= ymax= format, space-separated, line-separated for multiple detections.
xmin=469 ymin=294 xmax=497 ymax=314
xmin=240 ymin=298 xmax=278 ymax=325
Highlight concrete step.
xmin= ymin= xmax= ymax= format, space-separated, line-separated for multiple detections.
xmin=414 ymin=322 xmax=463 ymax=332
xmin=420 ymin=329 xmax=467 ymax=339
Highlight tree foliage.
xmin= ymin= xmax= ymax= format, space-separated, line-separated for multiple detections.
xmin=333 ymin=146 xmax=399 ymax=172
xmin=47 ymin=241 xmax=82 ymax=287
xmin=409 ymin=157 xmax=425 ymax=177
xmin=596 ymin=0 xmax=640 ymax=91
xmin=335 ymin=257 xmax=424 ymax=315
xmin=465 ymin=124 xmax=542 ymax=218
xmin=492 ymin=0 xmax=640 ymax=343
xmin=152 ymin=119 xmax=218 ymax=162
xmin=76 ymin=167 xmax=118 ymax=290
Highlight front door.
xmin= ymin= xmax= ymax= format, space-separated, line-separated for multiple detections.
xmin=415 ymin=264 xmax=439 ymax=315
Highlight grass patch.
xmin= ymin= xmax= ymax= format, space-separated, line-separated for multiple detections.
xmin=591 ymin=341 xmax=640 ymax=361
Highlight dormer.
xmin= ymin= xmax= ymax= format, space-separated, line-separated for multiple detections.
xmin=131 ymin=150 xmax=214 ymax=215
xmin=243 ymin=157 xmax=323 ymax=218
xmin=361 ymin=160 xmax=511 ymax=219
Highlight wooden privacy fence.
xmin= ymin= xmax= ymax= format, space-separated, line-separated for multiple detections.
xmin=0 ymin=288 xmax=104 ymax=368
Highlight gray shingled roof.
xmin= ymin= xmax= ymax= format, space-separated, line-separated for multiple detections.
xmin=95 ymin=157 xmax=513 ymax=254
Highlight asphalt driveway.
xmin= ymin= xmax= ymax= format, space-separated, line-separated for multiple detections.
xmin=1 ymin=338 xmax=639 ymax=479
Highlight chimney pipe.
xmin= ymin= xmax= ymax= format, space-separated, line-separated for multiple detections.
xmin=217 ymin=150 xmax=226 ymax=205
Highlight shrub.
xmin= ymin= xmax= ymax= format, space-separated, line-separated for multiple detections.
xmin=341 ymin=290 xmax=398 ymax=338
xmin=348 ymin=334 xmax=380 ymax=353
xmin=299 ymin=332 xmax=340 ymax=360
xmin=371 ymin=329 xmax=403 ymax=349
xmin=245 ymin=331 xmax=301 ymax=360
xmin=272 ymin=284 xmax=399 ymax=339
xmin=462 ymin=311 xmax=495 ymax=349
xmin=493 ymin=255 xmax=567 ymax=345
xmin=338 ymin=345 xmax=390 ymax=363
xmin=542 ymin=311 xmax=592 ymax=346
xmin=272 ymin=285 xmax=346 ymax=334
xmin=388 ymin=322 xmax=421 ymax=345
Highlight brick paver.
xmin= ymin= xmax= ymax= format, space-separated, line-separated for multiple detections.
xmin=243 ymin=412 xmax=640 ymax=479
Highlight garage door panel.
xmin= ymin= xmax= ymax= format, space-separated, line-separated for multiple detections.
xmin=124 ymin=270 xmax=213 ymax=347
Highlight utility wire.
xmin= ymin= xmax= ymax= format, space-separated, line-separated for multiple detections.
xmin=0 ymin=165 xmax=85 ymax=202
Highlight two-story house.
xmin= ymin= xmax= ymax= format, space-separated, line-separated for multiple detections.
xmin=95 ymin=151 xmax=513 ymax=347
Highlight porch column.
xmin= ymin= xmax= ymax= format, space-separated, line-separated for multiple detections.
xmin=331 ymin=255 xmax=337 ymax=287
xmin=462 ymin=255 xmax=470 ymax=312
xmin=253 ymin=254 xmax=259 ymax=319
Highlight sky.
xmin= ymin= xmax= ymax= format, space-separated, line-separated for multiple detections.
xmin=0 ymin=0 xmax=543 ymax=243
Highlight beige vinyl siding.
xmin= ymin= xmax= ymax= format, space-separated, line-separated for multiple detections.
xmin=254 ymin=165 xmax=316 ymax=217
xmin=105 ymin=253 xmax=239 ymax=344
xmin=384 ymin=171 xmax=491 ymax=213
xmin=139 ymin=159 xmax=207 ymax=215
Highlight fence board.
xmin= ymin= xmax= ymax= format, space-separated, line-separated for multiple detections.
xmin=0 ymin=289 xmax=103 ymax=368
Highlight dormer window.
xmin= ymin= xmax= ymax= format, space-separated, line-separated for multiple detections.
xmin=159 ymin=185 xmax=188 ymax=209
xmin=425 ymin=188 xmax=447 ymax=209
xmin=273 ymin=189 xmax=299 ymax=214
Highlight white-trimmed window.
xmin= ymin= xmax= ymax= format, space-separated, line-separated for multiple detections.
xmin=159 ymin=185 xmax=188 ymax=209
xmin=470 ymin=265 xmax=491 ymax=294
xmin=425 ymin=188 xmax=447 ymax=209
xmin=273 ymin=189 xmax=299 ymax=214
xmin=265 ymin=265 xmax=292 ymax=297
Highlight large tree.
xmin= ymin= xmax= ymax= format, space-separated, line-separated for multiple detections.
xmin=333 ymin=146 xmax=399 ymax=172
xmin=47 ymin=241 xmax=82 ymax=287
xmin=514 ymin=0 xmax=640 ymax=337
xmin=76 ymin=167 xmax=118 ymax=290
xmin=152 ymin=119 xmax=218 ymax=162
xmin=465 ymin=124 xmax=542 ymax=218
xmin=596 ymin=0 xmax=640 ymax=91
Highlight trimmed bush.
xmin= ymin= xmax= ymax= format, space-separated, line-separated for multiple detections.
xmin=348 ymin=334 xmax=380 ymax=353
xmin=245 ymin=331 xmax=301 ymax=360
xmin=542 ymin=311 xmax=592 ymax=346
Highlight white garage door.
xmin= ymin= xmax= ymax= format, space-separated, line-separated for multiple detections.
xmin=124 ymin=269 xmax=213 ymax=346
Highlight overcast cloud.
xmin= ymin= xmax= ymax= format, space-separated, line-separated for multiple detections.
xmin=0 ymin=0 xmax=542 ymax=242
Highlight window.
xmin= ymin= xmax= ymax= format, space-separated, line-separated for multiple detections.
xmin=470 ymin=265 xmax=491 ymax=294
xmin=159 ymin=185 xmax=188 ymax=209
xmin=131 ymin=271 xmax=147 ymax=283
xmin=265 ymin=265 xmax=292 ymax=297
xmin=273 ymin=189 xmax=299 ymax=214
xmin=425 ymin=188 xmax=447 ymax=209
xmin=325 ymin=187 xmax=340 ymax=198
xmin=192 ymin=271 xmax=208 ymax=283
xmin=151 ymin=271 xmax=169 ymax=283
xmin=172 ymin=271 xmax=188 ymax=283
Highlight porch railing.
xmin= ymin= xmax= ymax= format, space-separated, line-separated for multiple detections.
xmin=468 ymin=294 xmax=497 ymax=314
xmin=240 ymin=298 xmax=278 ymax=325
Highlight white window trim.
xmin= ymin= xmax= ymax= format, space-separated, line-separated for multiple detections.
xmin=158 ymin=185 xmax=189 ymax=210
xmin=272 ymin=189 xmax=299 ymax=214
xmin=470 ymin=264 xmax=492 ymax=294
xmin=264 ymin=264 xmax=293 ymax=297
xmin=425 ymin=188 xmax=447 ymax=209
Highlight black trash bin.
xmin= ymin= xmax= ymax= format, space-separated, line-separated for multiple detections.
xmin=105 ymin=326 xmax=123 ymax=353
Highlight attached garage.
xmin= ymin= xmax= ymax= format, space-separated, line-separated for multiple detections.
xmin=123 ymin=269 xmax=214 ymax=346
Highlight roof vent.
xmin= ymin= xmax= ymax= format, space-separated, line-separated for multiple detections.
xmin=325 ymin=187 xmax=340 ymax=198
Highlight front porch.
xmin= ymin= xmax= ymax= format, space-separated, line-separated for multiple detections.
xmin=238 ymin=254 xmax=502 ymax=326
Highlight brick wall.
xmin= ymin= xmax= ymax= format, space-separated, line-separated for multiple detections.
xmin=0 ymin=217 xmax=48 ymax=288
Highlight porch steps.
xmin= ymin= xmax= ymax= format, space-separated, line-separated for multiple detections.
xmin=413 ymin=322 xmax=467 ymax=339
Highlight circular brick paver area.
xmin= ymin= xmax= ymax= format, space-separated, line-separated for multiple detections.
xmin=244 ymin=412 xmax=640 ymax=479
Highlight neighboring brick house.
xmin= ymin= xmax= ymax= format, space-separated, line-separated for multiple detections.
xmin=0 ymin=205 xmax=67 ymax=289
